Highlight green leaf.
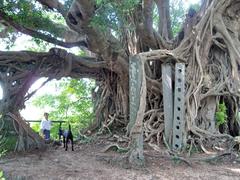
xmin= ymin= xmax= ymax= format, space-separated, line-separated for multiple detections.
xmin=0 ymin=171 xmax=3 ymax=177
xmin=215 ymin=102 xmax=227 ymax=126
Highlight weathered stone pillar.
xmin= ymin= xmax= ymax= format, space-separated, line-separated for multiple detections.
xmin=161 ymin=63 xmax=173 ymax=144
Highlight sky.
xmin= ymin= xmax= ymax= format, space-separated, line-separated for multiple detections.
xmin=0 ymin=0 xmax=201 ymax=119
xmin=0 ymin=86 xmax=2 ymax=99
xmin=183 ymin=0 xmax=201 ymax=4
xmin=21 ymin=78 xmax=61 ymax=120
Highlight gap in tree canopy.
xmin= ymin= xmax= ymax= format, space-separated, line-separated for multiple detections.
xmin=20 ymin=77 xmax=95 ymax=139
xmin=0 ymin=84 xmax=3 ymax=100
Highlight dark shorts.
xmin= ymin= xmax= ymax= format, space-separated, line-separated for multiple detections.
xmin=43 ymin=129 xmax=50 ymax=140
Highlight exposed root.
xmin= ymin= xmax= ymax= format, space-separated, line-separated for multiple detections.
xmin=6 ymin=112 xmax=45 ymax=151
xmin=136 ymin=0 xmax=240 ymax=153
xmin=102 ymin=144 xmax=129 ymax=153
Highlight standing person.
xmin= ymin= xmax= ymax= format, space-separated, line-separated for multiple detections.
xmin=40 ymin=112 xmax=52 ymax=141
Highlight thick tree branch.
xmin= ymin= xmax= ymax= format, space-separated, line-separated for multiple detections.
xmin=66 ymin=1 xmax=128 ymax=72
xmin=140 ymin=0 xmax=159 ymax=49
xmin=143 ymin=0 xmax=154 ymax=34
xmin=36 ymin=0 xmax=67 ymax=17
xmin=0 ymin=48 xmax=106 ymax=69
xmin=0 ymin=10 xmax=87 ymax=48
xmin=137 ymin=0 xmax=172 ymax=50
xmin=154 ymin=0 xmax=173 ymax=41
xmin=0 ymin=48 xmax=107 ymax=111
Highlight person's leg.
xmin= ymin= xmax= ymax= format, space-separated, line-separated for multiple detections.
xmin=45 ymin=130 xmax=50 ymax=140
xmin=66 ymin=138 xmax=68 ymax=151
xmin=58 ymin=129 xmax=62 ymax=142
xmin=71 ymin=138 xmax=74 ymax=151
xmin=63 ymin=136 xmax=65 ymax=148
xmin=48 ymin=130 xmax=51 ymax=140
xmin=43 ymin=129 xmax=47 ymax=140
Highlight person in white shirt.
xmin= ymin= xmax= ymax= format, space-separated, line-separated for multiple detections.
xmin=40 ymin=112 xmax=52 ymax=141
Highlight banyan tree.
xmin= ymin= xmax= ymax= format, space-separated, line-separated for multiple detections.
xmin=1 ymin=0 xmax=240 ymax=166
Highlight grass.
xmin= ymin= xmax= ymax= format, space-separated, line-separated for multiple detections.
xmin=0 ymin=150 xmax=6 ymax=180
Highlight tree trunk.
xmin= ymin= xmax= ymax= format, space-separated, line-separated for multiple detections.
xmin=0 ymin=112 xmax=45 ymax=151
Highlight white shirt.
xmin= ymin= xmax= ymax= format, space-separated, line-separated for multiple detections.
xmin=40 ymin=119 xmax=51 ymax=130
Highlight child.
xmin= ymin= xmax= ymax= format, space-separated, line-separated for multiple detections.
xmin=40 ymin=112 xmax=52 ymax=141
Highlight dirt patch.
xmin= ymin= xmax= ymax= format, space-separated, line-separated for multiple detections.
xmin=1 ymin=140 xmax=240 ymax=180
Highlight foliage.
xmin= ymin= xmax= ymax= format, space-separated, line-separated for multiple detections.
xmin=169 ymin=0 xmax=201 ymax=36
xmin=0 ymin=0 xmax=66 ymax=48
xmin=3 ymin=136 xmax=17 ymax=151
xmin=31 ymin=123 xmax=40 ymax=134
xmin=0 ymin=149 xmax=6 ymax=157
xmin=170 ymin=0 xmax=185 ymax=36
xmin=0 ymin=0 xmax=190 ymax=47
xmin=91 ymin=0 xmax=189 ymax=43
xmin=0 ymin=171 xmax=5 ymax=180
xmin=91 ymin=0 xmax=139 ymax=33
xmin=215 ymin=102 xmax=227 ymax=126
xmin=2 ymin=0 xmax=65 ymax=33
xmin=189 ymin=3 xmax=201 ymax=12
xmin=31 ymin=78 xmax=95 ymax=139
xmin=0 ymin=32 xmax=20 ymax=50
xmin=91 ymin=0 xmax=189 ymax=41
xmin=25 ymin=38 xmax=53 ymax=52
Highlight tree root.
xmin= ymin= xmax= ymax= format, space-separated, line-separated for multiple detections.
xmin=0 ymin=158 xmax=17 ymax=164
xmin=190 ymin=152 xmax=237 ymax=163
xmin=101 ymin=143 xmax=129 ymax=153
xmin=5 ymin=112 xmax=45 ymax=151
